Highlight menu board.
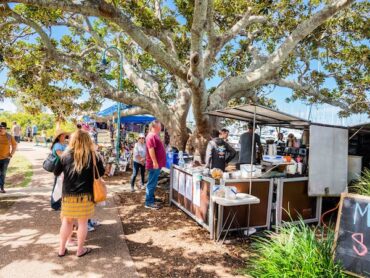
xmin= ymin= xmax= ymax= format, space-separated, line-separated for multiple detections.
xmin=185 ymin=175 xmax=192 ymax=200
xmin=334 ymin=193 xmax=370 ymax=277
xmin=179 ymin=172 xmax=185 ymax=195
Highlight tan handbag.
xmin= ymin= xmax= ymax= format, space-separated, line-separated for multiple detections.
xmin=92 ymin=152 xmax=107 ymax=203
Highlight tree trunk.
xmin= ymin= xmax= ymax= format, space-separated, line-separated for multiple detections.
xmin=166 ymin=115 xmax=189 ymax=151
xmin=55 ymin=119 xmax=62 ymax=130
xmin=185 ymin=129 xmax=210 ymax=163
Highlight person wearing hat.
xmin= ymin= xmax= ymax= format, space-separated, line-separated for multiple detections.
xmin=0 ymin=122 xmax=17 ymax=193
xmin=130 ymin=133 xmax=146 ymax=192
xmin=50 ymin=130 xmax=69 ymax=210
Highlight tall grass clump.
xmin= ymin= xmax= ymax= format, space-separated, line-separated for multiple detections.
xmin=350 ymin=169 xmax=370 ymax=196
xmin=244 ymin=221 xmax=348 ymax=278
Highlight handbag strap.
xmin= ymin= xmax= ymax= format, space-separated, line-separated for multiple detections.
xmin=91 ymin=152 xmax=100 ymax=179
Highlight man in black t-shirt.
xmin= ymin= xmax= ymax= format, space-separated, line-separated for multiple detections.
xmin=205 ymin=130 xmax=236 ymax=171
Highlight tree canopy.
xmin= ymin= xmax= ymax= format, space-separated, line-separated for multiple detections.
xmin=0 ymin=0 xmax=368 ymax=150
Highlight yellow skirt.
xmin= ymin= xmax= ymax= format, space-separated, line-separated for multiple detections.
xmin=61 ymin=194 xmax=94 ymax=219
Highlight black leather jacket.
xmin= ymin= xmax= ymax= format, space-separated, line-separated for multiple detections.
xmin=54 ymin=151 xmax=105 ymax=197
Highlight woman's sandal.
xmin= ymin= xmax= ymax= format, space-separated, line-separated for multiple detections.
xmin=58 ymin=248 xmax=68 ymax=257
xmin=77 ymin=247 xmax=92 ymax=258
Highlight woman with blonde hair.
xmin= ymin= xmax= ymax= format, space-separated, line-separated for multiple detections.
xmin=54 ymin=130 xmax=104 ymax=257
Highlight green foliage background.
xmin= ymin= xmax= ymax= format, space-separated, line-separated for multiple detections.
xmin=0 ymin=112 xmax=76 ymax=137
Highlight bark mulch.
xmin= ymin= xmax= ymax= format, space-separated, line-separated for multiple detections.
xmin=108 ymin=173 xmax=249 ymax=278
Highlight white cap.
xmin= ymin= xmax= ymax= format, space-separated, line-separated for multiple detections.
xmin=139 ymin=133 xmax=145 ymax=138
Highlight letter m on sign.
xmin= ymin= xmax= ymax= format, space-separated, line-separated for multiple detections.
xmin=354 ymin=203 xmax=370 ymax=227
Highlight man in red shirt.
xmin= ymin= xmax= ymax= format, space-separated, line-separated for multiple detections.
xmin=145 ymin=120 xmax=166 ymax=209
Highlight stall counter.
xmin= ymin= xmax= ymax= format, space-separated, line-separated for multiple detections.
xmin=170 ymin=165 xmax=273 ymax=239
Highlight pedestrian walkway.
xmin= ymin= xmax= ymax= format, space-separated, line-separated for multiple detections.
xmin=0 ymin=143 xmax=138 ymax=278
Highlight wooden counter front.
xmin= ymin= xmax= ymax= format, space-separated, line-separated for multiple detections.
xmin=223 ymin=180 xmax=273 ymax=229
xmin=281 ymin=179 xmax=317 ymax=221
xmin=171 ymin=167 xmax=210 ymax=226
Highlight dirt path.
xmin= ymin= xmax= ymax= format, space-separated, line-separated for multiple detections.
xmin=110 ymin=173 xmax=247 ymax=278
xmin=0 ymin=143 xmax=138 ymax=278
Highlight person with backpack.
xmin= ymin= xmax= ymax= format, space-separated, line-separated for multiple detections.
xmin=205 ymin=129 xmax=236 ymax=171
xmin=50 ymin=130 xmax=69 ymax=210
xmin=0 ymin=122 xmax=17 ymax=193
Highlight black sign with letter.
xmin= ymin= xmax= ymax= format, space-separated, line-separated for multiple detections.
xmin=334 ymin=193 xmax=370 ymax=277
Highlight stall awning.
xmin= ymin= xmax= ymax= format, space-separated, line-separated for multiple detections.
xmin=120 ymin=115 xmax=156 ymax=124
xmin=349 ymin=122 xmax=370 ymax=136
xmin=97 ymin=103 xmax=132 ymax=117
xmin=206 ymin=104 xmax=310 ymax=127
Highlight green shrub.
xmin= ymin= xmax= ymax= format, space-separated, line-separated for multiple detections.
xmin=351 ymin=169 xmax=370 ymax=196
xmin=243 ymin=221 xmax=348 ymax=278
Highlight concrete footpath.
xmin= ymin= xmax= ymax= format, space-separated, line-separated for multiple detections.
xmin=0 ymin=143 xmax=138 ymax=278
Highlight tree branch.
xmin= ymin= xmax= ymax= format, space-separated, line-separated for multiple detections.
xmin=3 ymin=4 xmax=54 ymax=55
xmin=57 ymin=17 xmax=162 ymax=101
xmin=0 ymin=0 xmax=188 ymax=81
xmin=5 ymin=8 xmax=168 ymax=115
xmin=204 ymin=8 xmax=267 ymax=75
xmin=154 ymin=0 xmax=162 ymax=21
xmin=210 ymin=0 xmax=354 ymax=104
xmin=256 ymin=0 xmax=354 ymax=78
xmin=119 ymin=106 xmax=150 ymax=117
xmin=271 ymin=78 xmax=351 ymax=111
xmin=188 ymin=0 xmax=208 ymax=88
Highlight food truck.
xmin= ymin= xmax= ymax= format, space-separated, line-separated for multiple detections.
xmin=170 ymin=104 xmax=351 ymax=239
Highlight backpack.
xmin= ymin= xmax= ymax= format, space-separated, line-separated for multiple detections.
xmin=42 ymin=148 xmax=59 ymax=172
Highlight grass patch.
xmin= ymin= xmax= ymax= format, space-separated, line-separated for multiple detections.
xmin=350 ymin=169 xmax=370 ymax=196
xmin=242 ymin=221 xmax=349 ymax=278
xmin=6 ymin=153 xmax=33 ymax=188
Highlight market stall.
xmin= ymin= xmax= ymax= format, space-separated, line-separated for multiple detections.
xmin=170 ymin=104 xmax=350 ymax=238
xmin=95 ymin=104 xmax=156 ymax=175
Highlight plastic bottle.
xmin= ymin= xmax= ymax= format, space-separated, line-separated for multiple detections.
xmin=178 ymin=151 xmax=185 ymax=168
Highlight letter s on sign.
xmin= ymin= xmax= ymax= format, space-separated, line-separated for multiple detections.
xmin=352 ymin=233 xmax=368 ymax=256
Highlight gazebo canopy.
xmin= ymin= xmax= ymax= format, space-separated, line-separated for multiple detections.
xmin=120 ymin=115 xmax=155 ymax=124
xmin=206 ymin=104 xmax=310 ymax=128
xmin=96 ymin=104 xmax=155 ymax=124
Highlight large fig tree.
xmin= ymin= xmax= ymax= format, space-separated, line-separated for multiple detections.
xmin=0 ymin=0 xmax=368 ymax=157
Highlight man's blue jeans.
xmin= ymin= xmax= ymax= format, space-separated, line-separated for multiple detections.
xmin=0 ymin=158 xmax=10 ymax=190
xmin=145 ymin=169 xmax=161 ymax=206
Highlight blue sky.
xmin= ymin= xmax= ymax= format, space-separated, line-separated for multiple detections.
xmin=0 ymin=1 xmax=368 ymax=126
